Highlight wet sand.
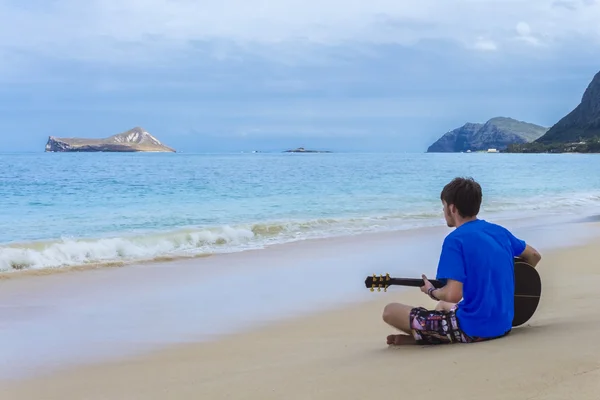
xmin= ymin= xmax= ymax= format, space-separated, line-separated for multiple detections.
xmin=1 ymin=219 xmax=599 ymax=399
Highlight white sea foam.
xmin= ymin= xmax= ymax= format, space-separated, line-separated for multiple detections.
xmin=0 ymin=212 xmax=444 ymax=272
xmin=1 ymin=191 xmax=599 ymax=272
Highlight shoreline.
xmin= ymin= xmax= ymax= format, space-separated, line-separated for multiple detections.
xmin=2 ymin=227 xmax=600 ymax=399
xmin=1 ymin=209 xmax=599 ymax=279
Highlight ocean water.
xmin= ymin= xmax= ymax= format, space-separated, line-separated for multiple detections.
xmin=1 ymin=151 xmax=600 ymax=272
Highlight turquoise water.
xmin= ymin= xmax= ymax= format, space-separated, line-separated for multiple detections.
xmin=1 ymin=152 xmax=600 ymax=271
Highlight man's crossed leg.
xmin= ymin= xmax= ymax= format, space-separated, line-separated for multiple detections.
xmin=382 ymin=301 xmax=466 ymax=346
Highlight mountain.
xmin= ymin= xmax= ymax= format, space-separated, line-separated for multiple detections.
xmin=506 ymin=70 xmax=600 ymax=153
xmin=536 ymin=70 xmax=600 ymax=144
xmin=426 ymin=123 xmax=483 ymax=153
xmin=427 ymin=117 xmax=548 ymax=153
xmin=45 ymin=127 xmax=176 ymax=153
xmin=540 ymin=71 xmax=600 ymax=145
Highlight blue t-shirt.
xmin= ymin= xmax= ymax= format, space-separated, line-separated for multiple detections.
xmin=435 ymin=219 xmax=526 ymax=338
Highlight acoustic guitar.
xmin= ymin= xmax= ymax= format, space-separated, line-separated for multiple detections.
xmin=364 ymin=259 xmax=541 ymax=327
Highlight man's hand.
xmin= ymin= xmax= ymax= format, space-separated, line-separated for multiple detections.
xmin=420 ymin=274 xmax=435 ymax=295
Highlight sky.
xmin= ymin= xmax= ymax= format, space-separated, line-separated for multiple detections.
xmin=1 ymin=0 xmax=599 ymax=153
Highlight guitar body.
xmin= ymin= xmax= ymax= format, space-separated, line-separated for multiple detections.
xmin=365 ymin=259 xmax=541 ymax=327
xmin=512 ymin=260 xmax=542 ymax=326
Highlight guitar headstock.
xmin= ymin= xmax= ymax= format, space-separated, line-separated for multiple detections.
xmin=364 ymin=273 xmax=391 ymax=292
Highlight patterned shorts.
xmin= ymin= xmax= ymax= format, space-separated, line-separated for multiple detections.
xmin=408 ymin=306 xmax=510 ymax=345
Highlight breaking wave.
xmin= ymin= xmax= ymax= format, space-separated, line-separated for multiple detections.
xmin=0 ymin=213 xmax=443 ymax=272
xmin=1 ymin=190 xmax=599 ymax=272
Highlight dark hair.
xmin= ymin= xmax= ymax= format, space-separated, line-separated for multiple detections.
xmin=440 ymin=177 xmax=482 ymax=218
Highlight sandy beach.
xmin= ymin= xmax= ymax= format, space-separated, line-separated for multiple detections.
xmin=1 ymin=220 xmax=600 ymax=399
xmin=3 ymin=0 xmax=600 ymax=397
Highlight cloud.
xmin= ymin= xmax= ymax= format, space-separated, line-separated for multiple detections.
xmin=1 ymin=0 xmax=599 ymax=153
xmin=1 ymin=0 xmax=599 ymax=70
xmin=473 ymin=38 xmax=498 ymax=51
xmin=553 ymin=0 xmax=598 ymax=10
xmin=553 ymin=0 xmax=579 ymax=10
xmin=514 ymin=21 xmax=542 ymax=46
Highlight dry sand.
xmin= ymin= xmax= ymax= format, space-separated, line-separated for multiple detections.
xmin=1 ymin=237 xmax=600 ymax=399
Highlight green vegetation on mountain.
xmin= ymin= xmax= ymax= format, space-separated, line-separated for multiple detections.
xmin=507 ymin=70 xmax=600 ymax=153
xmin=427 ymin=117 xmax=547 ymax=153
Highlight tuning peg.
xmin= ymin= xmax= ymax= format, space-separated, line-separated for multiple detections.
xmin=386 ymin=273 xmax=390 ymax=281
xmin=370 ymin=287 xmax=374 ymax=292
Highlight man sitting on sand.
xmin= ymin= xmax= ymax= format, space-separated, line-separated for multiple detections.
xmin=382 ymin=177 xmax=542 ymax=345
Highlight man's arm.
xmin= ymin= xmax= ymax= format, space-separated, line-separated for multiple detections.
xmin=516 ymin=244 xmax=542 ymax=268
xmin=429 ymin=279 xmax=463 ymax=303
xmin=505 ymin=227 xmax=542 ymax=268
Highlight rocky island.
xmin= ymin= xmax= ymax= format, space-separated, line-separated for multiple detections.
xmin=427 ymin=117 xmax=548 ymax=153
xmin=283 ymin=147 xmax=332 ymax=153
xmin=45 ymin=127 xmax=176 ymax=153
xmin=506 ymin=70 xmax=600 ymax=153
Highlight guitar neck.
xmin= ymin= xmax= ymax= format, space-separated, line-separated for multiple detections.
xmin=365 ymin=275 xmax=446 ymax=289
xmin=386 ymin=278 xmax=445 ymax=288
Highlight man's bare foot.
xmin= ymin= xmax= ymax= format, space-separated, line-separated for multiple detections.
xmin=386 ymin=334 xmax=416 ymax=345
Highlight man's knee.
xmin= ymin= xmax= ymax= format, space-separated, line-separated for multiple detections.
xmin=382 ymin=303 xmax=397 ymax=324
xmin=382 ymin=302 xmax=412 ymax=324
